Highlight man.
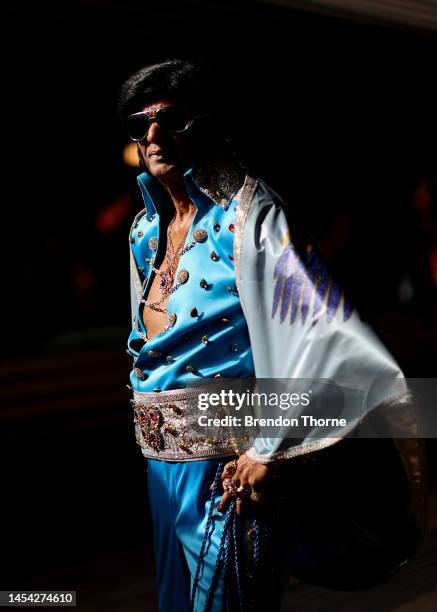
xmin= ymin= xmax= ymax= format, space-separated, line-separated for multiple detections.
xmin=118 ymin=58 xmax=427 ymax=611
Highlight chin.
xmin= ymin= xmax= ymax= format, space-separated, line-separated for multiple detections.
xmin=149 ymin=161 xmax=181 ymax=180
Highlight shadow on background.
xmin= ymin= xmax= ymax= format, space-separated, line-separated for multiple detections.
xmin=1 ymin=1 xmax=436 ymax=609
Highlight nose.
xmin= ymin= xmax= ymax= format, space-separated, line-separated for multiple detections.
xmin=141 ymin=119 xmax=162 ymax=143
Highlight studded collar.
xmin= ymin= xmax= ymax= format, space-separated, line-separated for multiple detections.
xmin=137 ymin=149 xmax=247 ymax=219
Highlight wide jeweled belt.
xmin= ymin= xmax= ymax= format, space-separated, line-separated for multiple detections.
xmin=131 ymin=387 xmax=252 ymax=461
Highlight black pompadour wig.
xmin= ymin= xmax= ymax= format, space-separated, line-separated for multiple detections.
xmin=116 ymin=57 xmax=218 ymax=123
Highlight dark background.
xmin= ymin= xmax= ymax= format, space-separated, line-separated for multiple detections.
xmin=1 ymin=1 xmax=436 ymax=609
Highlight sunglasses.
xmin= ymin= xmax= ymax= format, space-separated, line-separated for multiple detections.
xmin=126 ymin=105 xmax=210 ymax=142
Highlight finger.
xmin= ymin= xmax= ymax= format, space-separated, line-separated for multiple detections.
xmin=236 ymin=497 xmax=247 ymax=517
xmin=236 ymin=485 xmax=251 ymax=497
xmin=212 ymin=472 xmax=236 ymax=490
xmin=222 ymin=478 xmax=240 ymax=494
xmin=221 ymin=469 xmax=239 ymax=482
xmin=220 ymin=459 xmax=239 ymax=481
xmin=250 ymin=490 xmax=266 ymax=505
xmin=217 ymin=491 xmax=233 ymax=513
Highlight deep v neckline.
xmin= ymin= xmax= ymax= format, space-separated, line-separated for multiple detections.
xmin=140 ymin=207 xmax=197 ymax=341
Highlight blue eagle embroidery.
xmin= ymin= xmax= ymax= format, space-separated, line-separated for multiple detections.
xmin=272 ymin=240 xmax=354 ymax=324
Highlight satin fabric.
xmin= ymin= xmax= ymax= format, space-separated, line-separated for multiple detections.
xmin=147 ymin=458 xmax=227 ymax=612
xmin=128 ymin=166 xmax=255 ymax=394
xmin=128 ymin=166 xmax=256 ymax=610
xmin=234 ymin=178 xmax=411 ymax=462
xmin=128 ymin=157 xmax=427 ymax=602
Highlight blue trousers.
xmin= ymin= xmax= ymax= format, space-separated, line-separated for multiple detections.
xmin=147 ymin=458 xmax=228 ymax=612
xmin=147 ymin=441 xmax=423 ymax=610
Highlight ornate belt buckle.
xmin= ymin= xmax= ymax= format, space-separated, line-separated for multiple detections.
xmin=135 ymin=404 xmax=165 ymax=452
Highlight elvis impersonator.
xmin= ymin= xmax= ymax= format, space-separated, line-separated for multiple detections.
xmin=118 ymin=59 xmax=428 ymax=611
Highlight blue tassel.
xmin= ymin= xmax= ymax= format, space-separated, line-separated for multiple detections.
xmin=191 ymin=464 xmax=274 ymax=612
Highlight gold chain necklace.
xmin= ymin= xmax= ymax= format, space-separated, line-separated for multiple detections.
xmin=142 ymin=216 xmax=190 ymax=312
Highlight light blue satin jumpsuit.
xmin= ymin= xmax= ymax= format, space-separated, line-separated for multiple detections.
xmin=127 ymin=166 xmax=256 ymax=611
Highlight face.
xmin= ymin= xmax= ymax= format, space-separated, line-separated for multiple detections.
xmin=136 ymin=99 xmax=196 ymax=183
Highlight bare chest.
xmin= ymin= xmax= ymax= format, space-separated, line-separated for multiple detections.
xmin=142 ymin=225 xmax=189 ymax=340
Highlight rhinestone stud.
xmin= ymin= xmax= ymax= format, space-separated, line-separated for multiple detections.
xmin=134 ymin=367 xmax=147 ymax=380
xmin=148 ymin=237 xmax=158 ymax=251
xmin=193 ymin=229 xmax=208 ymax=243
xmin=177 ymin=269 xmax=189 ymax=284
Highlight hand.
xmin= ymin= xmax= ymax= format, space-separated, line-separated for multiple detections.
xmin=217 ymin=453 xmax=272 ymax=517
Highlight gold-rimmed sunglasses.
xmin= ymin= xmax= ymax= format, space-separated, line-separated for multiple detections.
xmin=126 ymin=105 xmax=210 ymax=142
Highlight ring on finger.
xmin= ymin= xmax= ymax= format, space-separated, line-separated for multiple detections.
xmin=236 ymin=485 xmax=251 ymax=498
xmin=223 ymin=478 xmax=239 ymax=495
xmin=250 ymin=490 xmax=266 ymax=504
xmin=223 ymin=459 xmax=238 ymax=477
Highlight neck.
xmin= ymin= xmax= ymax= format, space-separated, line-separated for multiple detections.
xmin=161 ymin=175 xmax=196 ymax=225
